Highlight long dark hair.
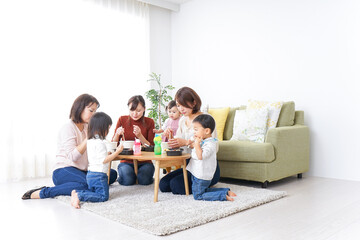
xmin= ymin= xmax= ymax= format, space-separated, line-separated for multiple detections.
xmin=88 ymin=112 xmax=112 ymax=140
xmin=127 ymin=95 xmax=146 ymax=126
xmin=175 ymin=87 xmax=202 ymax=114
xmin=69 ymin=94 xmax=99 ymax=123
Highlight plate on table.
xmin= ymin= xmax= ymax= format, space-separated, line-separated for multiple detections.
xmin=165 ymin=148 xmax=184 ymax=156
xmin=120 ymin=149 xmax=134 ymax=155
xmin=141 ymin=146 xmax=154 ymax=152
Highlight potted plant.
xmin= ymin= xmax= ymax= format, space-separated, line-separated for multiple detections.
xmin=145 ymin=72 xmax=175 ymax=129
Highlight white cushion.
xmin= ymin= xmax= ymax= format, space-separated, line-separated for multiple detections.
xmin=231 ymin=108 xmax=269 ymax=143
xmin=247 ymin=99 xmax=283 ymax=130
xmin=230 ymin=110 xmax=248 ymax=141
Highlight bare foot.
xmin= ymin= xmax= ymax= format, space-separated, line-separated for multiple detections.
xmin=30 ymin=190 xmax=41 ymax=199
xmin=228 ymin=190 xmax=237 ymax=197
xmin=226 ymin=195 xmax=234 ymax=201
xmin=71 ymin=190 xmax=80 ymax=209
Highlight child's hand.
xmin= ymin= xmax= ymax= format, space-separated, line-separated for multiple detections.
xmin=194 ymin=136 xmax=202 ymax=146
xmin=116 ymin=127 xmax=124 ymax=136
xmin=163 ymin=128 xmax=173 ymax=139
xmin=116 ymin=142 xmax=124 ymax=153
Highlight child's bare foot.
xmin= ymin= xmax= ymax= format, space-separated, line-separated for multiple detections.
xmin=228 ymin=190 xmax=237 ymax=197
xmin=71 ymin=190 xmax=80 ymax=209
xmin=226 ymin=195 xmax=234 ymax=201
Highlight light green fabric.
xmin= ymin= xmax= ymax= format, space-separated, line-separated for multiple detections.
xmin=219 ymin=125 xmax=310 ymax=183
xmin=277 ymin=101 xmax=295 ymax=127
xmin=218 ymin=140 xmax=275 ymax=163
xmin=294 ymin=111 xmax=304 ymax=125
xmin=218 ymin=107 xmax=310 ymax=185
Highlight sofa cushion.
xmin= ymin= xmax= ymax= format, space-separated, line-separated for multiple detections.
xmin=208 ymin=107 xmax=230 ymax=141
xmin=223 ymin=106 xmax=246 ymax=140
xmin=247 ymin=99 xmax=283 ymax=130
xmin=277 ymin=101 xmax=295 ymax=127
xmin=231 ymin=108 xmax=269 ymax=143
xmin=217 ymin=140 xmax=275 ymax=163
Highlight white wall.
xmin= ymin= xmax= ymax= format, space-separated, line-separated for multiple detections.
xmin=171 ymin=0 xmax=360 ymax=181
xmin=149 ymin=5 xmax=172 ymax=87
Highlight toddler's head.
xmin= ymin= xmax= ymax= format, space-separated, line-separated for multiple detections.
xmin=88 ymin=112 xmax=112 ymax=140
xmin=166 ymin=100 xmax=181 ymax=120
xmin=192 ymin=114 xmax=215 ymax=139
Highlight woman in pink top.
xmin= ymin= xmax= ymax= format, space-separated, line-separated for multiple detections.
xmin=22 ymin=94 xmax=118 ymax=200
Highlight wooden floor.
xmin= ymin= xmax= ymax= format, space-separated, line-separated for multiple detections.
xmin=2 ymin=175 xmax=360 ymax=240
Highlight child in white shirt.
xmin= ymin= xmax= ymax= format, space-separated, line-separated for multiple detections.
xmin=71 ymin=112 xmax=124 ymax=209
xmin=187 ymin=114 xmax=236 ymax=201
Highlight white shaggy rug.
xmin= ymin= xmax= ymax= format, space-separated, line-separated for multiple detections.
xmin=56 ymin=183 xmax=286 ymax=235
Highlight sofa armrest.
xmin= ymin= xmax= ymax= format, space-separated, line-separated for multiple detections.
xmin=265 ymin=124 xmax=310 ymax=171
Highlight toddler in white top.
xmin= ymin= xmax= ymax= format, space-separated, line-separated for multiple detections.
xmin=187 ymin=114 xmax=236 ymax=201
xmin=71 ymin=112 xmax=124 ymax=209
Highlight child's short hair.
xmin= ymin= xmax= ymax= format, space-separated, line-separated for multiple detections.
xmin=166 ymin=100 xmax=177 ymax=111
xmin=88 ymin=112 xmax=112 ymax=140
xmin=193 ymin=114 xmax=216 ymax=133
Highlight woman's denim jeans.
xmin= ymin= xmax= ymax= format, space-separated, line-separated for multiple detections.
xmin=159 ymin=159 xmax=220 ymax=195
xmin=39 ymin=166 xmax=117 ymax=198
xmin=191 ymin=175 xmax=229 ymax=201
xmin=117 ymin=162 xmax=154 ymax=186
xmin=76 ymin=171 xmax=109 ymax=202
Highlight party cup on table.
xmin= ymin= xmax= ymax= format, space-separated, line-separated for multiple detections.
xmin=122 ymin=140 xmax=135 ymax=150
xmin=106 ymin=141 xmax=117 ymax=153
xmin=161 ymin=142 xmax=169 ymax=154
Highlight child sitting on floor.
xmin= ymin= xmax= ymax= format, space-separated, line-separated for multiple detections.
xmin=187 ymin=114 xmax=236 ymax=201
xmin=71 ymin=112 xmax=124 ymax=209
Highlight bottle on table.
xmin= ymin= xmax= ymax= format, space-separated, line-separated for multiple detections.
xmin=154 ymin=134 xmax=162 ymax=155
xmin=133 ymin=138 xmax=141 ymax=156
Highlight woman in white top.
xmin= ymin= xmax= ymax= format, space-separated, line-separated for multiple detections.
xmin=159 ymin=87 xmax=220 ymax=195
xmin=22 ymin=94 xmax=118 ymax=200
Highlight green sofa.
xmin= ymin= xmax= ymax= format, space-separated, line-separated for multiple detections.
xmin=217 ymin=102 xmax=310 ymax=188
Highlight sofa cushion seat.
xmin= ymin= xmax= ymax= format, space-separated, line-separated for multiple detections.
xmin=218 ymin=140 xmax=275 ymax=163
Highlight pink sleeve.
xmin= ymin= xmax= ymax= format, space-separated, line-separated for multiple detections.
xmin=59 ymin=124 xmax=82 ymax=162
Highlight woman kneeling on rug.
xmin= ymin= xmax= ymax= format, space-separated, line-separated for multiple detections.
xmin=22 ymin=94 xmax=118 ymax=200
xmin=159 ymin=87 xmax=220 ymax=195
xmin=112 ymin=95 xmax=155 ymax=186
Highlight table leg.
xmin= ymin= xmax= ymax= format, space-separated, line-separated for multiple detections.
xmin=154 ymin=160 xmax=160 ymax=202
xmin=133 ymin=159 xmax=138 ymax=184
xmin=182 ymin=159 xmax=189 ymax=195
xmin=107 ymin=161 xmax=112 ymax=184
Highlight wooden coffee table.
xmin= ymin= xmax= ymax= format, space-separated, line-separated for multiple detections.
xmin=108 ymin=151 xmax=191 ymax=202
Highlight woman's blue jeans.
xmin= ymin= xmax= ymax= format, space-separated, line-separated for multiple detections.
xmin=117 ymin=162 xmax=154 ymax=186
xmin=159 ymin=159 xmax=221 ymax=195
xmin=39 ymin=166 xmax=117 ymax=198
xmin=76 ymin=171 xmax=109 ymax=202
xmin=191 ymin=175 xmax=229 ymax=201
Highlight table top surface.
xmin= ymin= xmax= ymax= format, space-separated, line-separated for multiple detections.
xmin=114 ymin=151 xmax=191 ymax=161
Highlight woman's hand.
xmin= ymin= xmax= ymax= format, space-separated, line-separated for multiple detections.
xmin=168 ymin=138 xmax=187 ymax=149
xmin=133 ymin=125 xmax=142 ymax=138
xmin=115 ymin=126 xmax=124 ymax=136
